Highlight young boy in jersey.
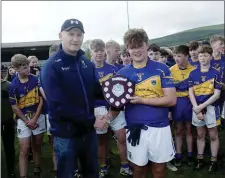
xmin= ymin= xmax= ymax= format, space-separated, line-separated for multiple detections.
xmin=210 ymin=35 xmax=225 ymax=71
xmin=159 ymin=49 xmax=169 ymax=65
xmin=170 ymin=45 xmax=196 ymax=167
xmin=118 ymin=29 xmax=177 ymax=178
xmin=28 ymin=56 xmax=41 ymax=76
xmin=188 ymin=41 xmax=200 ymax=68
xmin=9 ymin=54 xmax=46 ymax=178
xmin=120 ymin=47 xmax=132 ymax=66
xmin=148 ymin=44 xmax=160 ymax=61
xmin=90 ymin=39 xmax=132 ymax=177
xmin=105 ymin=40 xmax=124 ymax=70
xmin=188 ymin=45 xmax=222 ymax=172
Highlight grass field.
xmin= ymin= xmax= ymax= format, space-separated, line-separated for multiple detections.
xmin=1 ymin=128 xmax=225 ymax=178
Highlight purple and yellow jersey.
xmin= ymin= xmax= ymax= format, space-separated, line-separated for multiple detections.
xmin=170 ymin=63 xmax=195 ymax=97
xmin=211 ymin=56 xmax=225 ymax=72
xmin=9 ymin=74 xmax=41 ymax=119
xmin=118 ymin=59 xmax=174 ymax=127
xmin=188 ymin=58 xmax=200 ymax=68
xmin=94 ymin=61 xmax=118 ymax=108
xmin=114 ymin=63 xmax=125 ymax=70
xmin=188 ymin=67 xmax=222 ymax=105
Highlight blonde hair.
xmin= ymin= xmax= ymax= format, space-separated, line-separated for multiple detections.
xmin=210 ymin=35 xmax=224 ymax=45
xmin=28 ymin=55 xmax=38 ymax=62
xmin=105 ymin=40 xmax=120 ymax=50
xmin=11 ymin=54 xmax=29 ymax=69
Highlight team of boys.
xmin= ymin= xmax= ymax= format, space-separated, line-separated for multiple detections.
xmin=5 ymin=26 xmax=225 ymax=178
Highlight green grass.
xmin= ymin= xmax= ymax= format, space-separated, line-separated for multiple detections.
xmin=149 ymin=24 xmax=224 ymax=47
xmin=1 ymin=128 xmax=225 ymax=178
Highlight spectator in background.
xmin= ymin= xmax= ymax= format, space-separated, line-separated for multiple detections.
xmin=120 ymin=47 xmax=132 ymax=66
xmin=1 ymin=65 xmax=16 ymax=178
xmin=159 ymin=49 xmax=169 ymax=65
xmin=188 ymin=41 xmax=200 ymax=68
xmin=106 ymin=40 xmax=124 ymax=70
xmin=160 ymin=47 xmax=176 ymax=67
xmin=7 ymin=66 xmax=16 ymax=81
xmin=28 ymin=56 xmax=41 ymax=76
xmin=210 ymin=35 xmax=225 ymax=71
xmin=148 ymin=43 xmax=160 ymax=61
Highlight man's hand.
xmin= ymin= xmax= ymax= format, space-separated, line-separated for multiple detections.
xmin=94 ymin=116 xmax=109 ymax=130
xmin=193 ymin=104 xmax=204 ymax=114
xmin=196 ymin=112 xmax=204 ymax=121
xmin=129 ymin=96 xmax=144 ymax=104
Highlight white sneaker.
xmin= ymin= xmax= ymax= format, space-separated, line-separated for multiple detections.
xmin=166 ymin=162 xmax=178 ymax=171
xmin=120 ymin=167 xmax=133 ymax=176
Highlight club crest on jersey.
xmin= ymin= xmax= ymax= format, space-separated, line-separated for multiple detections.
xmin=98 ymin=72 xmax=104 ymax=78
xmin=151 ymin=80 xmax=156 ymax=85
xmin=201 ymin=76 xmax=206 ymax=82
xmin=137 ymin=73 xmax=144 ymax=81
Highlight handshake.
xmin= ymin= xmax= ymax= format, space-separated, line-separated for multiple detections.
xmin=94 ymin=114 xmax=111 ymax=130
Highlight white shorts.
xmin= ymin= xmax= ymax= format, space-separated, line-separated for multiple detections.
xmin=17 ymin=114 xmax=46 ymax=138
xmin=221 ymin=102 xmax=225 ymax=119
xmin=46 ymin=114 xmax=52 ymax=135
xmin=192 ymin=105 xmax=220 ymax=128
xmin=94 ymin=106 xmax=127 ymax=134
xmin=126 ymin=125 xmax=175 ymax=166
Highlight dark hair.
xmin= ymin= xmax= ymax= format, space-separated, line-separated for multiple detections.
xmin=173 ymin=45 xmax=189 ymax=56
xmin=188 ymin=41 xmax=199 ymax=51
xmin=159 ymin=49 xmax=169 ymax=58
xmin=123 ymin=28 xmax=149 ymax=49
xmin=201 ymin=41 xmax=210 ymax=46
xmin=148 ymin=43 xmax=160 ymax=52
xmin=198 ymin=45 xmax=213 ymax=55
xmin=120 ymin=47 xmax=130 ymax=57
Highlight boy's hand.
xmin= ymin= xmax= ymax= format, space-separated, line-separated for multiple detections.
xmin=26 ymin=119 xmax=38 ymax=130
xmin=129 ymin=96 xmax=144 ymax=104
xmin=94 ymin=116 xmax=109 ymax=130
xmin=196 ymin=112 xmax=204 ymax=121
xmin=193 ymin=104 xmax=204 ymax=114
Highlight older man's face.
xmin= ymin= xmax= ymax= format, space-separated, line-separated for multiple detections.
xmin=59 ymin=28 xmax=84 ymax=54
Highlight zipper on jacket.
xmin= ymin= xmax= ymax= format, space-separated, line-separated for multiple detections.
xmin=75 ymin=59 xmax=90 ymax=115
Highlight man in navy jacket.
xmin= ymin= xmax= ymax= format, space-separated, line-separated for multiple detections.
xmin=41 ymin=18 xmax=119 ymax=178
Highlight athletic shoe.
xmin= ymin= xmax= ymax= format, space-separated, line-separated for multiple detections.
xmin=174 ymin=158 xmax=182 ymax=167
xmin=120 ymin=167 xmax=133 ymax=176
xmin=33 ymin=167 xmax=42 ymax=178
xmin=166 ymin=162 xmax=178 ymax=171
xmin=194 ymin=159 xmax=204 ymax=171
xmin=187 ymin=157 xmax=195 ymax=166
xmin=99 ymin=169 xmax=108 ymax=178
xmin=208 ymin=161 xmax=218 ymax=173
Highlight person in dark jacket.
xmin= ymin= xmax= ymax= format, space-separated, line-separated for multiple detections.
xmin=1 ymin=65 xmax=16 ymax=178
xmin=40 ymin=18 xmax=119 ymax=178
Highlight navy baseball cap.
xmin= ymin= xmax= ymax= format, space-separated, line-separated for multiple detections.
xmin=61 ymin=19 xmax=85 ymax=33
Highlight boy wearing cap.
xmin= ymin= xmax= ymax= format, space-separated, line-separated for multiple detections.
xmin=40 ymin=18 xmax=119 ymax=178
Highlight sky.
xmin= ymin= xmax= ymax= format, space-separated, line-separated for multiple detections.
xmin=2 ymin=1 xmax=224 ymax=44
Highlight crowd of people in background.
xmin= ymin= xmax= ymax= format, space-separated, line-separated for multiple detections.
xmin=1 ymin=18 xmax=225 ymax=178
